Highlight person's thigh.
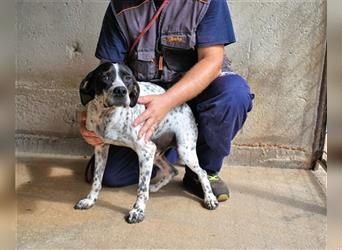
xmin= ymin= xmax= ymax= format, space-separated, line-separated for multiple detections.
xmin=187 ymin=73 xmax=254 ymax=172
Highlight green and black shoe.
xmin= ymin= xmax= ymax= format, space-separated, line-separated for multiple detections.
xmin=183 ymin=167 xmax=230 ymax=202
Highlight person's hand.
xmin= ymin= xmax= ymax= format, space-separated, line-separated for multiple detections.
xmin=133 ymin=94 xmax=173 ymax=142
xmin=80 ymin=111 xmax=104 ymax=146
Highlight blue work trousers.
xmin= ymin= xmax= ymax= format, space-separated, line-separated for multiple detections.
xmin=101 ymin=73 xmax=254 ymax=187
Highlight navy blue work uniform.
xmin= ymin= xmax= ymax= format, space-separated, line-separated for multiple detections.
xmin=95 ymin=0 xmax=254 ymax=187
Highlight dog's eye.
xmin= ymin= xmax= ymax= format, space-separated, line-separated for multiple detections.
xmin=123 ymin=75 xmax=132 ymax=82
xmin=102 ymin=75 xmax=109 ymax=81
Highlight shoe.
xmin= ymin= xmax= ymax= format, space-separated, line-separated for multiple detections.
xmin=183 ymin=168 xmax=230 ymax=202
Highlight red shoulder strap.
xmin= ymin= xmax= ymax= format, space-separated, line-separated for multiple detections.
xmin=128 ymin=0 xmax=169 ymax=57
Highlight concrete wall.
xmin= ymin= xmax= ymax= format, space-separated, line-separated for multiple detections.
xmin=16 ymin=0 xmax=327 ymax=169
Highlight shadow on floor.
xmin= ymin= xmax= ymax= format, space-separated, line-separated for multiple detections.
xmin=233 ymin=182 xmax=326 ymax=215
xmin=16 ymin=158 xmax=203 ymax=215
xmin=17 ymin=157 xmax=326 ymax=217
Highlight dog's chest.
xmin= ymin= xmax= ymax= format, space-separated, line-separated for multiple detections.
xmin=89 ymin=108 xmax=136 ymax=146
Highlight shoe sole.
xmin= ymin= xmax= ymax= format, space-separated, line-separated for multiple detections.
xmin=217 ymin=194 xmax=230 ymax=202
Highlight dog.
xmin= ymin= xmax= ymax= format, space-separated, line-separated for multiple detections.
xmin=74 ymin=62 xmax=218 ymax=224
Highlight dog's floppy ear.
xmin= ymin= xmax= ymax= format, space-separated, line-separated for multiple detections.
xmin=129 ymin=81 xmax=140 ymax=108
xmin=79 ymin=71 xmax=95 ymax=106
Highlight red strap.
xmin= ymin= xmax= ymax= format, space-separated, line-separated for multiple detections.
xmin=128 ymin=0 xmax=169 ymax=57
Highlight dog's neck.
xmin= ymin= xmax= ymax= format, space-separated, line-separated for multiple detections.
xmin=86 ymin=98 xmax=113 ymax=131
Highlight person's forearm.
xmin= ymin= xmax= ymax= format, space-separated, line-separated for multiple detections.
xmin=163 ymin=47 xmax=224 ymax=108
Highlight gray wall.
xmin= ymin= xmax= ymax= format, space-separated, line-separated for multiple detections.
xmin=16 ymin=0 xmax=326 ymax=169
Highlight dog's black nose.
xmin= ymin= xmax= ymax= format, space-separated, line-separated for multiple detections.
xmin=113 ymin=87 xmax=127 ymax=97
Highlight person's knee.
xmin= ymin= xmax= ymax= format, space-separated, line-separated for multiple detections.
xmin=101 ymin=145 xmax=160 ymax=187
xmin=212 ymin=75 xmax=254 ymax=123
xmin=225 ymin=88 xmax=252 ymax=119
xmin=101 ymin=146 xmax=140 ymax=187
xmin=102 ymin=172 xmax=125 ymax=187
xmin=102 ymin=166 xmax=137 ymax=187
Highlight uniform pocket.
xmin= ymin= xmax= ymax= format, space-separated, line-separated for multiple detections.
xmin=160 ymin=33 xmax=197 ymax=72
xmin=128 ymin=51 xmax=157 ymax=81
xmin=160 ymin=33 xmax=195 ymax=50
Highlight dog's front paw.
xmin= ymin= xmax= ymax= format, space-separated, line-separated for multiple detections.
xmin=204 ymin=194 xmax=219 ymax=210
xmin=74 ymin=198 xmax=95 ymax=210
xmin=126 ymin=208 xmax=145 ymax=224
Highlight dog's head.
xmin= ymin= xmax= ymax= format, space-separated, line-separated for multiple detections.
xmin=79 ymin=62 xmax=140 ymax=108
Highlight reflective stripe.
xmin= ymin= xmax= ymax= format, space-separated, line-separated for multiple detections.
xmin=219 ymin=71 xmax=237 ymax=77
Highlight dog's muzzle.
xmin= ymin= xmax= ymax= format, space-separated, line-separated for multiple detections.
xmin=105 ymin=86 xmax=130 ymax=108
xmin=113 ymin=86 xmax=127 ymax=97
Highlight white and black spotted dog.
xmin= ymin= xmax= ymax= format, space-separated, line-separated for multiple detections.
xmin=74 ymin=62 xmax=218 ymax=224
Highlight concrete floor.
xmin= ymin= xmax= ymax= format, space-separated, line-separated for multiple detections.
xmin=16 ymin=157 xmax=327 ymax=249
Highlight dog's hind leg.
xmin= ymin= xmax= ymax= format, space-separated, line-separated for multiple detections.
xmin=74 ymin=144 xmax=109 ymax=210
xmin=177 ymin=145 xmax=219 ymax=210
xmin=150 ymin=155 xmax=178 ymax=192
